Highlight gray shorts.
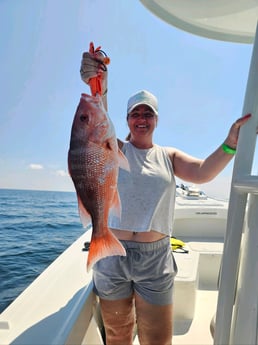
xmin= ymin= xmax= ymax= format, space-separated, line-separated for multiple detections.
xmin=93 ymin=236 xmax=178 ymax=305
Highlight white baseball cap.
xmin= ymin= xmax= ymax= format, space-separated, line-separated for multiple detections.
xmin=127 ymin=90 xmax=158 ymax=115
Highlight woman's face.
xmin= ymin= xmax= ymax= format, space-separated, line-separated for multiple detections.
xmin=127 ymin=104 xmax=157 ymax=139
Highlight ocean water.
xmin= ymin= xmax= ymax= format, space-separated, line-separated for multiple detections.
xmin=0 ymin=189 xmax=84 ymax=313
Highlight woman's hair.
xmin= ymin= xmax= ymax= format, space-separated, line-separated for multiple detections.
xmin=125 ymin=114 xmax=131 ymax=140
xmin=125 ymin=132 xmax=131 ymax=141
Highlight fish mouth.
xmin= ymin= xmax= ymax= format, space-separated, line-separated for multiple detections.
xmin=81 ymin=93 xmax=101 ymax=101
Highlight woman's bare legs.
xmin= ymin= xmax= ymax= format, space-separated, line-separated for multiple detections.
xmin=99 ymin=295 xmax=135 ymax=345
xmin=100 ymin=293 xmax=173 ymax=345
xmin=135 ymin=292 xmax=173 ymax=345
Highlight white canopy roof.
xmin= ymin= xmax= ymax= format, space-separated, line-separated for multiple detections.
xmin=140 ymin=0 xmax=258 ymax=43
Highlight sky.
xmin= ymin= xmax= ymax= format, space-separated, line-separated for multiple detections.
xmin=0 ymin=0 xmax=255 ymax=199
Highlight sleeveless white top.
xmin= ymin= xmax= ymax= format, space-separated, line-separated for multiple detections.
xmin=108 ymin=142 xmax=176 ymax=236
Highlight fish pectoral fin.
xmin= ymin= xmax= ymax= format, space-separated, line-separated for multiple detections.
xmin=110 ymin=189 xmax=121 ymax=219
xmin=87 ymin=229 xmax=126 ymax=271
xmin=77 ymin=193 xmax=92 ymax=228
xmin=118 ymin=149 xmax=130 ymax=171
xmin=106 ymin=141 xmax=113 ymax=151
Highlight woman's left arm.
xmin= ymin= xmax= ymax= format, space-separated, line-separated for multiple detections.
xmin=170 ymin=113 xmax=251 ymax=184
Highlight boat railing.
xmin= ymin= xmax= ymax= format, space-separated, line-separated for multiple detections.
xmin=0 ymin=232 xmax=105 ymax=345
xmin=214 ymin=22 xmax=258 ymax=345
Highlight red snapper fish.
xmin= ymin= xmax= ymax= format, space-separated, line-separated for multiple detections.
xmin=68 ymin=93 xmax=128 ymax=271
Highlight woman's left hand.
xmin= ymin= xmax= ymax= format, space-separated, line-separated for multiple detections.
xmin=224 ymin=113 xmax=252 ymax=148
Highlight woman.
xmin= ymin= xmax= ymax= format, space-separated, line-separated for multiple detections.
xmin=80 ymin=50 xmax=251 ymax=345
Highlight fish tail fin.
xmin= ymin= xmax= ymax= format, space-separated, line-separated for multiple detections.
xmin=87 ymin=229 xmax=126 ymax=271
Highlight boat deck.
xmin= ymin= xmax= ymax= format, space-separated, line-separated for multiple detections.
xmin=173 ymin=289 xmax=217 ymax=345
xmin=0 ymin=224 xmax=225 ymax=345
xmin=133 ymin=290 xmax=218 ymax=345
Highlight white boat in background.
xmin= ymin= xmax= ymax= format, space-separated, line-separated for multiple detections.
xmin=0 ymin=185 xmax=229 ymax=345
xmin=174 ymin=184 xmax=228 ymax=240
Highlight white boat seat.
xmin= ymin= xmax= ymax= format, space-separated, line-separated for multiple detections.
xmin=173 ymin=250 xmax=199 ymax=320
xmin=188 ymin=241 xmax=223 ymax=290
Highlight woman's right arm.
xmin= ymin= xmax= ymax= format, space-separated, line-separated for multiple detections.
xmin=80 ymin=44 xmax=123 ymax=147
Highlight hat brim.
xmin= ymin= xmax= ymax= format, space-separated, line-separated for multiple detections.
xmin=127 ymin=102 xmax=158 ymax=115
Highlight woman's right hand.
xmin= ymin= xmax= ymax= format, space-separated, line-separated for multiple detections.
xmin=80 ymin=45 xmax=108 ymax=94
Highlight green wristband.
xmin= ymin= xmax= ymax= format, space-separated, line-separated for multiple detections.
xmin=222 ymin=143 xmax=236 ymax=155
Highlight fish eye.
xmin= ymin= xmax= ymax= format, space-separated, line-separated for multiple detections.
xmin=80 ymin=114 xmax=89 ymax=123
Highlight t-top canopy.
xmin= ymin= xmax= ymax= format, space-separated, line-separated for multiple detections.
xmin=140 ymin=0 xmax=258 ymax=43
